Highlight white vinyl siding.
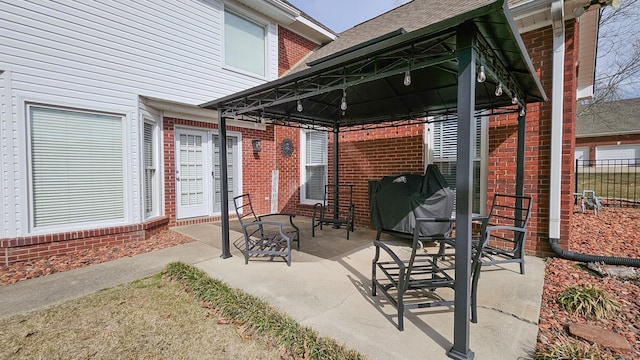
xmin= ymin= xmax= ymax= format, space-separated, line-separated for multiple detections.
xmin=224 ymin=10 xmax=266 ymax=77
xmin=301 ymin=130 xmax=327 ymax=203
xmin=0 ymin=0 xmax=278 ymax=107
xmin=29 ymin=106 xmax=124 ymax=229
xmin=430 ymin=117 xmax=486 ymax=214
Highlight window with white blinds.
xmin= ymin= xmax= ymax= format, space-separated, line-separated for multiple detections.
xmin=301 ymin=130 xmax=327 ymax=202
xmin=432 ymin=117 xmax=485 ymax=214
xmin=29 ymin=106 xmax=125 ymax=229
xmin=143 ymin=122 xmax=156 ymax=217
xmin=224 ymin=10 xmax=266 ymax=77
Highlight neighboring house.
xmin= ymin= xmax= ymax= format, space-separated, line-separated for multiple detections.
xmin=0 ymin=0 xmax=609 ymax=264
xmin=0 ymin=0 xmax=333 ymax=264
xmin=575 ymin=98 xmax=640 ymax=163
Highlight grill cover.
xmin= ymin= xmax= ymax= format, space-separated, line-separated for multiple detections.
xmin=368 ymin=165 xmax=455 ymax=236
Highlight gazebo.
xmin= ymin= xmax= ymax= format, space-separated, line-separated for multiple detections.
xmin=202 ymin=0 xmax=546 ymax=358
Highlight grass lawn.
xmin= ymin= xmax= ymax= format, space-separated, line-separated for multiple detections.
xmin=0 ymin=263 xmax=366 ymax=360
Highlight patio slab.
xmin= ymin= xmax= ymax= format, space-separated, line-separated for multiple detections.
xmin=174 ymin=218 xmax=545 ymax=360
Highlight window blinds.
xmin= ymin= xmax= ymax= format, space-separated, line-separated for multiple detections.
xmin=30 ymin=106 xmax=124 ymax=228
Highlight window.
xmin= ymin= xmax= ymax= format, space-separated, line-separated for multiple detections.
xmin=224 ymin=9 xmax=266 ymax=77
xmin=29 ymin=106 xmax=125 ymax=229
xmin=143 ymin=121 xmax=157 ymax=218
xmin=429 ymin=116 xmax=487 ymax=214
xmin=300 ymin=130 xmax=327 ymax=203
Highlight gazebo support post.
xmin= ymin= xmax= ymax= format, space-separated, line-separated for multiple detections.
xmin=515 ymin=108 xmax=526 ymax=225
xmin=332 ymin=126 xmax=340 ymax=226
xmin=448 ymin=21 xmax=476 ymax=360
xmin=218 ymin=109 xmax=232 ymax=259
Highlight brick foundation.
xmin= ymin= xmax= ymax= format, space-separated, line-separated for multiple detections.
xmin=0 ymin=217 xmax=169 ymax=266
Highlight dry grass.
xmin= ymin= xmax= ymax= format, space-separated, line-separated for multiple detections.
xmin=0 ymin=273 xmax=284 ymax=359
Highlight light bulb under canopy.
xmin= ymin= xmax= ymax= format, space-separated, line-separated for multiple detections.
xmin=403 ymin=71 xmax=411 ymax=86
xmin=495 ymin=83 xmax=503 ymax=96
xmin=296 ymin=99 xmax=303 ymax=112
xmin=477 ymin=65 xmax=486 ymax=83
xmin=340 ymin=90 xmax=347 ymax=111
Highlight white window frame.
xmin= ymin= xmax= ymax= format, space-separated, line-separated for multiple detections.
xmin=300 ymin=129 xmax=328 ymax=205
xmin=425 ymin=116 xmax=488 ymax=215
xmin=143 ymin=119 xmax=161 ymax=219
xmin=27 ymin=104 xmax=127 ymax=232
xmin=222 ymin=5 xmax=269 ymax=79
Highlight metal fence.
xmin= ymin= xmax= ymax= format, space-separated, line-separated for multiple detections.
xmin=575 ymin=158 xmax=640 ymax=207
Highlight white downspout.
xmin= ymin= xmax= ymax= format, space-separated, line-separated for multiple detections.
xmin=549 ymin=0 xmax=565 ymax=241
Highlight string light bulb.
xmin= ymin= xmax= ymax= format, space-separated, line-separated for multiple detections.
xmin=403 ymin=70 xmax=411 ymax=86
xmin=296 ymin=99 xmax=303 ymax=112
xmin=519 ymin=108 xmax=526 ymax=116
xmin=495 ymin=82 xmax=503 ymax=96
xmin=477 ymin=65 xmax=486 ymax=83
xmin=511 ymin=96 xmax=518 ymax=104
xmin=340 ymin=90 xmax=347 ymax=111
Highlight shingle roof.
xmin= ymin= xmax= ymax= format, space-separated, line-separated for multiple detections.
xmin=292 ymin=0 xmax=499 ymax=72
xmin=577 ymin=98 xmax=640 ymax=137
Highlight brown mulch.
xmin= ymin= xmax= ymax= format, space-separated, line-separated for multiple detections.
xmin=1 ymin=209 xmax=640 ymax=357
xmin=0 ymin=230 xmax=193 ymax=285
xmin=537 ymin=207 xmax=640 ymax=359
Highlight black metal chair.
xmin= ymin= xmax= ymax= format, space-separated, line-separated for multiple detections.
xmin=436 ymin=193 xmax=533 ymax=274
xmin=312 ymin=184 xmax=355 ymax=239
xmin=233 ymin=194 xmax=300 ymax=266
xmin=371 ymin=217 xmax=485 ymax=331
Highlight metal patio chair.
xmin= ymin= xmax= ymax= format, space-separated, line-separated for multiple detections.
xmin=233 ymin=193 xmax=300 ymax=266
xmin=436 ymin=193 xmax=533 ymax=275
xmin=371 ymin=217 xmax=485 ymax=331
xmin=312 ymin=184 xmax=355 ymax=239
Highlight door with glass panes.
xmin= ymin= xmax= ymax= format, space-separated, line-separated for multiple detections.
xmin=175 ymin=129 xmax=239 ymax=219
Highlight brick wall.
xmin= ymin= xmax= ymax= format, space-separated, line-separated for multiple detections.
xmin=486 ymin=20 xmax=578 ymax=256
xmin=278 ymin=26 xmax=318 ymax=76
xmin=0 ymin=217 xmax=168 ymax=266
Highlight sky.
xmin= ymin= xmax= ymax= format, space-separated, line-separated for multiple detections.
xmin=287 ymin=0 xmax=408 ymax=33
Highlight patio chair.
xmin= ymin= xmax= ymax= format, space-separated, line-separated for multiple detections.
xmin=371 ymin=217 xmax=485 ymax=331
xmin=233 ymin=193 xmax=300 ymax=266
xmin=436 ymin=193 xmax=533 ymax=274
xmin=312 ymin=184 xmax=355 ymax=239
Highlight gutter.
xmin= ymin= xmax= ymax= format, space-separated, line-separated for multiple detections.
xmin=548 ymin=0 xmax=640 ymax=267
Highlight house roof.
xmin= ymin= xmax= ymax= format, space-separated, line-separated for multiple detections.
xmin=577 ymin=98 xmax=640 ymax=137
xmin=202 ymin=0 xmax=546 ymax=131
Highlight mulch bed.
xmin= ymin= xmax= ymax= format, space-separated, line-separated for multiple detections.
xmin=1 ymin=208 xmax=639 ymax=357
xmin=537 ymin=207 xmax=640 ymax=359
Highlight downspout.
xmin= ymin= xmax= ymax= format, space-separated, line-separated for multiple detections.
xmin=548 ymin=1 xmax=640 ymax=267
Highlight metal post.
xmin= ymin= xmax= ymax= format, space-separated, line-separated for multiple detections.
xmin=333 ymin=126 xmax=340 ymax=225
xmin=448 ymin=21 xmax=475 ymax=360
xmin=515 ymin=108 xmax=526 ymax=225
xmin=218 ymin=109 xmax=231 ymax=259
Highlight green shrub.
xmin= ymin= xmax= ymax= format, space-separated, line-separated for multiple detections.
xmin=557 ymin=284 xmax=620 ymax=318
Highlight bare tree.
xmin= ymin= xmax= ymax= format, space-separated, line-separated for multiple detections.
xmin=591 ymin=0 xmax=640 ymax=103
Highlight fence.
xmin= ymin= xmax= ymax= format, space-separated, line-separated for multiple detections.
xmin=575 ymin=158 xmax=640 ymax=207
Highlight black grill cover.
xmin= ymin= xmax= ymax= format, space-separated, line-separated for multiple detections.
xmin=368 ymin=165 xmax=455 ymax=236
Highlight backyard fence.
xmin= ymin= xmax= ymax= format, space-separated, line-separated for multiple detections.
xmin=575 ymin=158 xmax=640 ymax=207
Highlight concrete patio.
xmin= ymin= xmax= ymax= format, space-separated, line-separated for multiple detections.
xmin=174 ymin=217 xmax=545 ymax=360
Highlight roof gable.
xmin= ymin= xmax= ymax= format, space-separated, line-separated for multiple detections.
xmin=577 ymin=98 xmax=640 ymax=137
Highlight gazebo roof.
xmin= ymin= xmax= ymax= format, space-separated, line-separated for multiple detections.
xmin=201 ymin=0 xmax=546 ymax=130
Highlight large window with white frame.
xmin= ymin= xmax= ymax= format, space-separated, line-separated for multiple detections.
xmin=300 ymin=130 xmax=327 ymax=203
xmin=223 ymin=8 xmax=267 ymax=77
xmin=428 ymin=116 xmax=487 ymax=214
xmin=29 ymin=105 xmax=125 ymax=230
xmin=143 ymin=120 xmax=159 ymax=218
